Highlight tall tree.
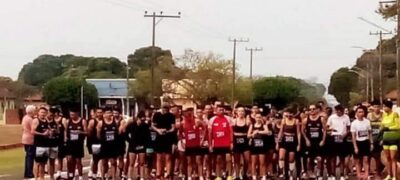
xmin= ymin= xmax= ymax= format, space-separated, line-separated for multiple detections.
xmin=328 ymin=67 xmax=359 ymax=107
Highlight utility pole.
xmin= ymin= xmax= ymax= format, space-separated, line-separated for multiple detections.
xmin=245 ymin=47 xmax=262 ymax=104
xmin=370 ymin=31 xmax=392 ymax=104
xmin=144 ymin=11 xmax=181 ymax=105
xmin=126 ymin=64 xmax=130 ymax=117
xmin=228 ymin=37 xmax=249 ymax=106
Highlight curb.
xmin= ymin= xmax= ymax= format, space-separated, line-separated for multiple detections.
xmin=0 ymin=143 xmax=23 ymax=150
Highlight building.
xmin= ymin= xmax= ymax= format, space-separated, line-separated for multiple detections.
xmin=24 ymin=93 xmax=47 ymax=108
xmin=86 ymin=79 xmax=135 ymax=116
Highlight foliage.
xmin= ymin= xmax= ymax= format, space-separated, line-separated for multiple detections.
xmin=18 ymin=54 xmax=126 ymax=86
xmin=0 ymin=76 xmax=37 ymax=107
xmin=328 ymin=67 xmax=359 ymax=107
xmin=43 ymin=77 xmax=98 ymax=112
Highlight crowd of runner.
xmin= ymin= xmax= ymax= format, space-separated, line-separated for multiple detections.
xmin=21 ymin=99 xmax=400 ymax=180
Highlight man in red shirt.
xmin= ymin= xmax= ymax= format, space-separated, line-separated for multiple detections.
xmin=209 ymin=105 xmax=233 ymax=180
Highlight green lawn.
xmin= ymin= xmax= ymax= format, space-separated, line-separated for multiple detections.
xmin=0 ymin=147 xmax=24 ymax=179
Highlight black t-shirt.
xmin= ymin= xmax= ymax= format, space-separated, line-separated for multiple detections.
xmin=153 ymin=112 xmax=175 ymax=130
xmin=126 ymin=121 xmax=150 ymax=146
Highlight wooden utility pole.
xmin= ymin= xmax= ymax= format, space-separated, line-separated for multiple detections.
xmin=228 ymin=37 xmax=249 ymax=106
xmin=144 ymin=11 xmax=181 ymax=105
xmin=245 ymin=47 xmax=262 ymax=104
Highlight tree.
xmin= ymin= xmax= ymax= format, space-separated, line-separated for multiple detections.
xmin=328 ymin=67 xmax=359 ymax=107
xmin=163 ymin=49 xmax=234 ymax=105
xmin=127 ymin=46 xmax=174 ymax=76
xmin=0 ymin=76 xmax=37 ymax=107
xmin=18 ymin=55 xmax=126 ymax=86
xmin=43 ymin=77 xmax=98 ymax=113
xmin=253 ymin=76 xmax=301 ymax=109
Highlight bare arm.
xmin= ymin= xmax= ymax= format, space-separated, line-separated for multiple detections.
xmin=301 ymin=118 xmax=310 ymax=143
xmin=81 ymin=119 xmax=88 ymax=135
xmin=247 ymin=124 xmax=254 ymax=138
xmin=321 ymin=117 xmax=327 ymax=144
xmin=87 ymin=120 xmax=94 ymax=137
xmin=296 ymin=119 xmax=301 ymax=146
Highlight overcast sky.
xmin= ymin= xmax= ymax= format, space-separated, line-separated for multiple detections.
xmin=0 ymin=0 xmax=394 ymax=86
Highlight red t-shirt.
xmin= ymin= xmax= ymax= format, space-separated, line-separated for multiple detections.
xmin=211 ymin=115 xmax=232 ymax=148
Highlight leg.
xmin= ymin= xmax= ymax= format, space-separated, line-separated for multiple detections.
xmin=390 ymin=150 xmax=398 ymax=178
xmin=66 ymin=156 xmax=75 ymax=179
xmin=76 ymin=158 xmax=83 ymax=176
xmin=138 ymin=153 xmax=146 ymax=179
xmin=24 ymin=145 xmax=35 ymax=178
xmin=355 ymin=157 xmax=361 ymax=179
xmin=226 ymin=153 xmax=233 ymax=176
xmin=363 ymin=156 xmax=370 ymax=179
xmin=216 ymin=155 xmax=223 ymax=178
xmin=278 ymin=149 xmax=286 ymax=176
xmin=109 ymin=158 xmax=117 ymax=179
xmin=251 ymin=155 xmax=258 ymax=180
xmin=244 ymin=150 xmax=251 ymax=177
xmin=128 ymin=153 xmax=137 ymax=179
xmin=156 ymin=153 xmax=163 ymax=179
xmin=288 ymin=152 xmax=296 ymax=177
xmin=187 ymin=155 xmax=193 ymax=178
xmin=196 ymin=155 xmax=204 ymax=179
xmin=234 ymin=153 xmax=241 ymax=178
xmin=124 ymin=153 xmax=130 ymax=179
xmin=259 ymin=154 xmax=267 ymax=177
xmin=101 ymin=158 xmax=109 ymax=178
xmin=165 ymin=153 xmax=173 ymax=177
xmin=49 ymin=159 xmax=56 ymax=179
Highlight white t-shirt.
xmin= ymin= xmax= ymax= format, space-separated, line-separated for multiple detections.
xmin=327 ymin=114 xmax=351 ymax=136
xmin=350 ymin=118 xmax=371 ymax=141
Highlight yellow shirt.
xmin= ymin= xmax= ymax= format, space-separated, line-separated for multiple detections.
xmin=382 ymin=111 xmax=400 ymax=130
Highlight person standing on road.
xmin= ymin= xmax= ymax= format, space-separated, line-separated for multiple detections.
xmin=22 ymin=105 xmax=36 ymax=179
xmin=367 ymin=100 xmax=383 ymax=178
xmin=248 ymin=112 xmax=269 ymax=180
xmin=87 ymin=107 xmax=104 ymax=180
xmin=32 ymin=107 xmax=50 ymax=180
xmin=232 ymin=106 xmax=251 ymax=180
xmin=53 ymin=107 xmax=67 ymax=179
xmin=97 ymin=107 xmax=121 ymax=179
xmin=209 ymin=105 xmax=234 ymax=180
xmin=151 ymin=105 xmax=176 ymax=180
xmin=351 ymin=106 xmax=373 ymax=180
xmin=46 ymin=107 xmax=62 ymax=180
xmin=112 ymin=107 xmax=128 ymax=179
xmin=326 ymin=105 xmax=351 ymax=180
xmin=64 ymin=108 xmax=87 ymax=180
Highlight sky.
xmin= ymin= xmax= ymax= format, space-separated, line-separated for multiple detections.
xmin=0 ymin=0 xmax=395 ymax=86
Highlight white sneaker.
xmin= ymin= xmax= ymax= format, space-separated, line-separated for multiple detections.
xmin=340 ymin=176 xmax=346 ymax=180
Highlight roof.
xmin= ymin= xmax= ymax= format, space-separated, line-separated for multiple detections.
xmin=24 ymin=93 xmax=43 ymax=101
xmin=86 ymin=79 xmax=135 ymax=98
xmin=386 ymin=90 xmax=398 ymax=100
xmin=0 ymin=88 xmax=16 ymax=99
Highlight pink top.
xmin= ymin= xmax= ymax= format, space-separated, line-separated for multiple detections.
xmin=21 ymin=115 xmax=34 ymax=145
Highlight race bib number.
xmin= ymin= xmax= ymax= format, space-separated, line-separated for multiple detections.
xmin=70 ymin=132 xmax=79 ymax=141
xmin=310 ymin=131 xmax=319 ymax=138
xmin=285 ymin=136 xmax=294 ymax=142
xmin=216 ymin=131 xmax=225 ymax=138
xmin=358 ymin=130 xmax=368 ymax=138
xmin=136 ymin=145 xmax=144 ymax=150
xmin=334 ymin=135 xmax=343 ymax=143
xmin=203 ymin=141 xmax=209 ymax=147
xmin=372 ymin=128 xmax=380 ymax=135
xmin=151 ymin=132 xmax=157 ymax=141
xmin=188 ymin=133 xmax=196 ymax=140
xmin=106 ymin=131 xmax=115 ymax=141
xmin=236 ymin=137 xmax=245 ymax=144
xmin=254 ymin=139 xmax=264 ymax=147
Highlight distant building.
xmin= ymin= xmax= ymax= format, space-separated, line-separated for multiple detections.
xmin=24 ymin=93 xmax=47 ymax=108
xmin=86 ymin=79 xmax=135 ymax=116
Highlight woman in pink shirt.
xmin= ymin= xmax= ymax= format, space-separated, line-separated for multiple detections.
xmin=21 ymin=105 xmax=36 ymax=179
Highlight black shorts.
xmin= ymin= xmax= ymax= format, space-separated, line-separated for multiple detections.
xmin=199 ymin=147 xmax=209 ymax=155
xmin=354 ymin=140 xmax=370 ymax=159
xmin=326 ymin=136 xmax=347 ymax=158
xmin=100 ymin=143 xmax=120 ymax=159
xmin=233 ymin=136 xmax=249 ymax=153
xmin=154 ymin=134 xmax=174 ymax=154
xmin=58 ymin=144 xmax=67 ymax=159
xmin=279 ymin=136 xmax=298 ymax=153
xmin=65 ymin=141 xmax=84 ymax=158
xmin=305 ymin=143 xmax=323 ymax=158
xmin=213 ymin=147 xmax=231 ymax=155
xmin=128 ymin=144 xmax=146 ymax=154
xmin=264 ymin=136 xmax=276 ymax=151
xmin=250 ymin=138 xmax=267 ymax=155
xmin=185 ymin=147 xmax=202 ymax=156
xmin=372 ymin=142 xmax=383 ymax=154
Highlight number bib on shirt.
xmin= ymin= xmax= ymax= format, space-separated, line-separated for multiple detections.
xmin=105 ymin=131 xmax=115 ymax=141
xmin=358 ymin=130 xmax=368 ymax=138
xmin=187 ymin=132 xmax=196 ymax=140
xmin=334 ymin=135 xmax=343 ymax=143
xmin=372 ymin=128 xmax=380 ymax=136
xmin=310 ymin=131 xmax=319 ymax=138
xmin=254 ymin=139 xmax=264 ymax=147
xmin=236 ymin=137 xmax=245 ymax=144
xmin=285 ymin=135 xmax=294 ymax=142
xmin=216 ymin=131 xmax=225 ymax=138
xmin=151 ymin=132 xmax=157 ymax=141
xmin=70 ymin=131 xmax=79 ymax=141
